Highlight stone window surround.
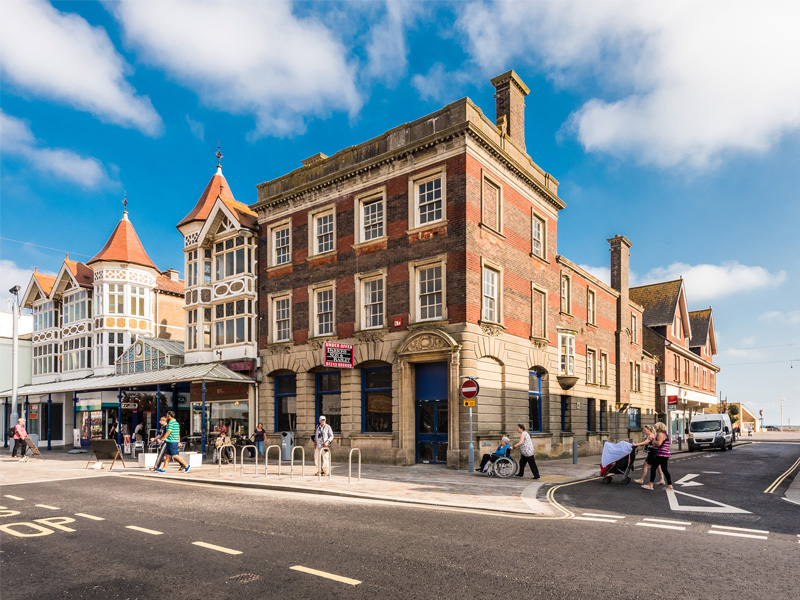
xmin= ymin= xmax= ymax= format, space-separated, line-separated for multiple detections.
xmin=586 ymin=347 xmax=597 ymax=385
xmin=353 ymin=186 xmax=388 ymax=247
xmin=479 ymin=169 xmax=503 ymax=236
xmin=587 ymin=287 xmax=597 ymax=327
xmin=267 ymin=217 xmax=292 ymax=269
xmin=599 ymin=351 xmax=609 ymax=387
xmin=407 ymin=254 xmax=448 ymax=324
xmin=530 ymin=283 xmax=548 ymax=341
xmin=354 ymin=268 xmax=388 ymax=332
xmin=480 ymin=257 xmax=503 ymax=326
xmin=308 ymin=280 xmax=337 ymax=339
xmin=268 ymin=289 xmax=293 ymax=344
xmin=407 ymin=165 xmax=447 ymax=233
xmin=531 ymin=209 xmax=547 ymax=261
xmin=560 ymin=272 xmax=572 ymax=316
xmin=307 ymin=204 xmax=337 ymax=259
xmin=558 ymin=328 xmax=576 ymax=376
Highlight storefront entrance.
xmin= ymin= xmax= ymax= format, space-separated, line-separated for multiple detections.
xmin=414 ymin=361 xmax=448 ymax=464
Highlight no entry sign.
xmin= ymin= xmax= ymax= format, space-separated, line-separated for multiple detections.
xmin=460 ymin=379 xmax=480 ymax=399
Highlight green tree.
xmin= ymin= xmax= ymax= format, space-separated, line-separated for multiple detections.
xmin=727 ymin=404 xmax=740 ymax=426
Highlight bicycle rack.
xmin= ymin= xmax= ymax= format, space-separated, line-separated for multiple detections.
xmin=290 ymin=446 xmax=305 ymax=479
xmin=348 ymin=447 xmax=361 ymax=484
xmin=217 ymin=443 xmax=236 ymax=476
xmin=317 ymin=447 xmax=332 ymax=482
xmin=264 ymin=444 xmax=281 ymax=478
xmin=239 ymin=445 xmax=258 ymax=476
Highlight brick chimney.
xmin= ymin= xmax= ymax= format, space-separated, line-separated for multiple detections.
xmin=491 ymin=70 xmax=530 ymax=153
xmin=164 ymin=268 xmax=180 ymax=281
xmin=608 ymin=235 xmax=633 ymax=424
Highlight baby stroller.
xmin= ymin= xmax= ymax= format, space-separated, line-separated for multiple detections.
xmin=600 ymin=441 xmax=636 ymax=485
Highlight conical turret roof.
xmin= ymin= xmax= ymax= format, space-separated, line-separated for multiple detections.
xmin=178 ymin=165 xmax=236 ymax=228
xmin=88 ymin=211 xmax=158 ymax=270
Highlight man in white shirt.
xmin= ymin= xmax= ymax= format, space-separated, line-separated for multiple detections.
xmin=314 ymin=415 xmax=334 ymax=475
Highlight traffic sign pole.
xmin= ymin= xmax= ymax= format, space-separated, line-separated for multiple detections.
xmin=461 ymin=377 xmax=479 ymax=473
xmin=468 ymin=406 xmax=474 ymax=473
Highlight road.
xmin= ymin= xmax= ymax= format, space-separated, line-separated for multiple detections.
xmin=1 ymin=442 xmax=797 ymax=600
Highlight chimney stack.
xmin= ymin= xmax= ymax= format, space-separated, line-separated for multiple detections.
xmin=608 ymin=235 xmax=633 ymax=423
xmin=491 ymin=70 xmax=530 ymax=152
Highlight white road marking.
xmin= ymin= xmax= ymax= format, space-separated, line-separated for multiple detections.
xmin=666 ymin=490 xmax=751 ymax=514
xmin=701 ymin=471 xmax=721 ymax=474
xmin=35 ymin=504 xmax=60 ymax=510
xmin=582 ymin=512 xmax=626 ymax=518
xmin=75 ymin=513 xmax=105 ymax=521
xmin=781 ymin=497 xmax=800 ymax=506
xmin=192 ymin=542 xmax=242 ymax=555
xmin=3 ymin=495 xmax=24 ymax=501
xmin=573 ymin=516 xmax=619 ymax=523
xmin=636 ymin=522 xmax=686 ymax=531
xmin=708 ymin=530 xmax=768 ymax=540
xmin=290 ymin=566 xmax=361 ymax=586
xmin=642 ymin=518 xmax=692 ymax=525
xmin=674 ymin=474 xmax=703 ymax=487
xmin=710 ymin=525 xmax=769 ymax=535
xmin=125 ymin=525 xmax=163 ymax=535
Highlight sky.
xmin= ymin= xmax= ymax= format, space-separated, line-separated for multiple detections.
xmin=1 ymin=0 xmax=798 ymax=425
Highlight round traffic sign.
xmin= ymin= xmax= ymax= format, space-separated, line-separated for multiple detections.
xmin=460 ymin=379 xmax=480 ymax=399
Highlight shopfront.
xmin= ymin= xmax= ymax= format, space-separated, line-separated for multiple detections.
xmin=190 ymin=381 xmax=252 ymax=446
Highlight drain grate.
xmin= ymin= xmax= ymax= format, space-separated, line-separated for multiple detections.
xmin=228 ymin=573 xmax=261 ymax=584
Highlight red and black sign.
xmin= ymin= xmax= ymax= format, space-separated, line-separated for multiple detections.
xmin=461 ymin=379 xmax=480 ymax=399
xmin=324 ymin=342 xmax=354 ymax=368
xmin=667 ymin=395 xmax=678 ymax=406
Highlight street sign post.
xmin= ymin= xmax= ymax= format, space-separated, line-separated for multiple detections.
xmin=460 ymin=377 xmax=480 ymax=472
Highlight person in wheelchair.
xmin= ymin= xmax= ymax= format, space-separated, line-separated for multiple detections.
xmin=478 ymin=436 xmax=512 ymax=473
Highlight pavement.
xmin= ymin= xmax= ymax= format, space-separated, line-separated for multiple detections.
xmin=2 ymin=431 xmax=797 ymax=517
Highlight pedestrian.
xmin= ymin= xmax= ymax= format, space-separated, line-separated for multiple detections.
xmin=108 ymin=419 xmax=118 ymax=440
xmin=11 ymin=418 xmax=28 ymax=459
xmin=253 ymin=423 xmax=266 ymax=459
xmin=313 ymin=415 xmax=333 ymax=475
xmin=150 ymin=416 xmax=168 ymax=444
xmin=641 ymin=421 xmax=673 ymax=490
xmin=478 ymin=436 xmax=512 ymax=472
xmin=216 ymin=420 xmax=228 ymax=436
xmin=633 ymin=425 xmax=665 ymax=485
xmin=156 ymin=411 xmax=190 ymax=473
xmin=513 ymin=424 xmax=540 ymax=479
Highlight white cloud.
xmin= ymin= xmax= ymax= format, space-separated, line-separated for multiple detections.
xmin=0 ymin=259 xmax=36 ymax=306
xmin=576 ymin=264 xmax=610 ymax=287
xmin=760 ymin=311 xmax=800 ymax=326
xmin=108 ymin=0 xmax=361 ymax=138
xmin=0 ymin=0 xmax=161 ymax=136
xmin=364 ymin=0 xmax=421 ymax=83
xmin=638 ymin=262 xmax=786 ymax=302
xmin=458 ymin=1 xmax=800 ymax=168
xmin=412 ymin=62 xmax=475 ymax=103
xmin=186 ymin=116 xmax=205 ymax=141
xmin=1 ymin=111 xmax=112 ymax=188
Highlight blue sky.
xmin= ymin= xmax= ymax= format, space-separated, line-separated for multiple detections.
xmin=1 ymin=0 xmax=798 ymax=425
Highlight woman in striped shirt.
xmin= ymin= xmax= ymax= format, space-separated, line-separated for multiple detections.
xmin=641 ymin=422 xmax=673 ymax=490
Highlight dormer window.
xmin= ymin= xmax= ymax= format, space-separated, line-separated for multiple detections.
xmin=63 ymin=290 xmax=90 ymax=324
xmin=33 ymin=302 xmax=54 ymax=331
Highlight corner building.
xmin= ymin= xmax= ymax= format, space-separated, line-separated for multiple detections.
xmin=254 ymin=71 xmax=655 ymax=468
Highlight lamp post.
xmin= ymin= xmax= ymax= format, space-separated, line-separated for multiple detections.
xmin=8 ymin=285 xmax=21 ymax=429
xmin=781 ymin=396 xmax=785 ymax=432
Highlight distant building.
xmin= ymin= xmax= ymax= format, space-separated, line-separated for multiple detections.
xmin=0 ymin=311 xmax=32 ymax=446
xmin=253 ymin=71 xmax=657 ymax=468
xmin=630 ymin=280 xmax=720 ymax=439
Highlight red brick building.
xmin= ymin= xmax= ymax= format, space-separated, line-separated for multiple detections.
xmin=253 ymin=71 xmax=656 ymax=468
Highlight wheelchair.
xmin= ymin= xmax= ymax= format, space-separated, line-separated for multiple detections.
xmin=480 ymin=449 xmax=518 ymax=478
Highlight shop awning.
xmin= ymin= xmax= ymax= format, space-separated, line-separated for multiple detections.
xmin=0 ymin=363 xmax=254 ymax=399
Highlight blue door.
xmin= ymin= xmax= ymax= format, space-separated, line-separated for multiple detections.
xmin=415 ymin=362 xmax=448 ymax=464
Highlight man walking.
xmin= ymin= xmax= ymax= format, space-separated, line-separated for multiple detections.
xmin=156 ymin=411 xmax=190 ymax=473
xmin=313 ymin=415 xmax=333 ymax=475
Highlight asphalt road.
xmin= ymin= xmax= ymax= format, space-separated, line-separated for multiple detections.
xmin=1 ymin=443 xmax=798 ymax=600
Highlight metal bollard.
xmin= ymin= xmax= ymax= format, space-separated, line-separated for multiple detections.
xmin=264 ymin=444 xmax=281 ymax=478
xmin=573 ymin=440 xmax=578 ymax=464
xmin=348 ymin=448 xmax=361 ymax=484
xmin=238 ymin=445 xmax=258 ymax=476
xmin=290 ymin=446 xmax=305 ymax=479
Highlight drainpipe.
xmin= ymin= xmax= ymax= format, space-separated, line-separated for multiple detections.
xmin=47 ymin=393 xmax=52 ymax=450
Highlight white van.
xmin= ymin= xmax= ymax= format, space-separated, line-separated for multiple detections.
xmin=687 ymin=414 xmax=734 ymax=452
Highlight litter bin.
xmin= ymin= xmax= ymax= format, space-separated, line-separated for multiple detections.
xmin=280 ymin=431 xmax=295 ymax=461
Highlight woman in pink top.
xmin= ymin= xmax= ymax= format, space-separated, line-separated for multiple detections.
xmin=641 ymin=421 xmax=673 ymax=490
xmin=12 ymin=418 xmax=28 ymax=458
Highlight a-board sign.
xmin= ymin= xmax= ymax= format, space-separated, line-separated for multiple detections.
xmin=324 ymin=342 xmax=354 ymax=368
xmin=460 ymin=379 xmax=480 ymax=399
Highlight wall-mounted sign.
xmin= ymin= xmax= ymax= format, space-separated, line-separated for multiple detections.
xmin=667 ymin=395 xmax=678 ymax=406
xmin=324 ymin=342 xmax=354 ymax=368
xmin=393 ymin=317 xmax=403 ymax=327
xmin=121 ymin=402 xmax=138 ymax=410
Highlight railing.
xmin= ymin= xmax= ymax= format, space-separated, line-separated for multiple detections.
xmin=317 ymin=447 xmax=332 ymax=482
xmin=264 ymin=445 xmax=281 ymax=478
xmin=238 ymin=445 xmax=258 ymax=476
xmin=217 ymin=443 xmax=236 ymax=476
xmin=291 ymin=446 xmax=305 ymax=479
xmin=349 ymin=448 xmax=361 ymax=484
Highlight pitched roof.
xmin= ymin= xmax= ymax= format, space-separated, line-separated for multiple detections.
xmin=689 ymin=309 xmax=712 ymax=348
xmin=221 ymin=197 xmax=257 ymax=229
xmin=33 ymin=272 xmax=56 ymax=297
xmin=156 ymin=273 xmax=185 ymax=296
xmin=629 ymin=280 xmax=683 ymax=327
xmin=64 ymin=260 xmax=94 ymax=288
xmin=88 ymin=213 xmax=158 ymax=270
xmin=178 ymin=167 xmax=237 ymax=228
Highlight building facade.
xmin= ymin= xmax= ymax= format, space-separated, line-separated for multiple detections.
xmin=253 ymin=71 xmax=656 ymax=468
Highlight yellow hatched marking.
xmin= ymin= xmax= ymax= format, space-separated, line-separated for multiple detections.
xmin=192 ymin=541 xmax=242 ymax=555
xmin=290 ymin=565 xmax=361 ymax=586
xmin=764 ymin=456 xmax=800 ymax=494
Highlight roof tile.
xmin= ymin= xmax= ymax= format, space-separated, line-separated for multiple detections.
xmin=88 ymin=214 xmax=158 ymax=270
xmin=629 ymin=280 xmax=683 ymax=327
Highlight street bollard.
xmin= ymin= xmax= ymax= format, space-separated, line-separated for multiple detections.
xmin=572 ymin=440 xmax=578 ymax=464
xmin=678 ymin=436 xmax=683 ymax=450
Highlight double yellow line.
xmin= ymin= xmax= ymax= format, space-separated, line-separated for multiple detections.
xmin=764 ymin=456 xmax=800 ymax=494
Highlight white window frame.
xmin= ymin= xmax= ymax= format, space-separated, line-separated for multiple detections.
xmin=270 ymin=291 xmax=293 ymax=344
xmin=560 ymin=273 xmax=571 ymax=314
xmin=586 ymin=348 xmax=596 ymax=384
xmin=531 ymin=284 xmax=547 ymax=340
xmin=131 ymin=286 xmax=146 ymax=318
xmin=599 ymin=352 xmax=609 ymax=386
xmin=409 ymin=254 xmax=447 ymax=324
xmin=355 ymin=187 xmax=387 ymax=245
xmin=635 ymin=363 xmax=641 ymax=392
xmin=694 ymin=364 xmax=700 ymax=387
xmin=481 ymin=259 xmax=502 ymax=325
xmin=631 ymin=313 xmax=638 ymax=344
xmin=308 ymin=206 xmax=336 ymax=257
xmin=531 ymin=211 xmax=546 ymax=259
xmin=408 ymin=166 xmax=447 ymax=231
xmin=355 ymin=269 xmax=387 ymax=331
xmin=309 ymin=281 xmax=336 ymax=338
xmin=480 ymin=170 xmax=502 ymax=234
xmin=558 ymin=331 xmax=576 ymax=375
xmin=108 ymin=283 xmax=124 ymax=315
xmin=214 ymin=299 xmax=253 ymax=347
xmin=268 ymin=218 xmax=292 ymax=268
xmin=587 ymin=288 xmax=596 ymax=326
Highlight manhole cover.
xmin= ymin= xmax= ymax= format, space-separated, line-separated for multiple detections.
xmin=228 ymin=573 xmax=261 ymax=584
